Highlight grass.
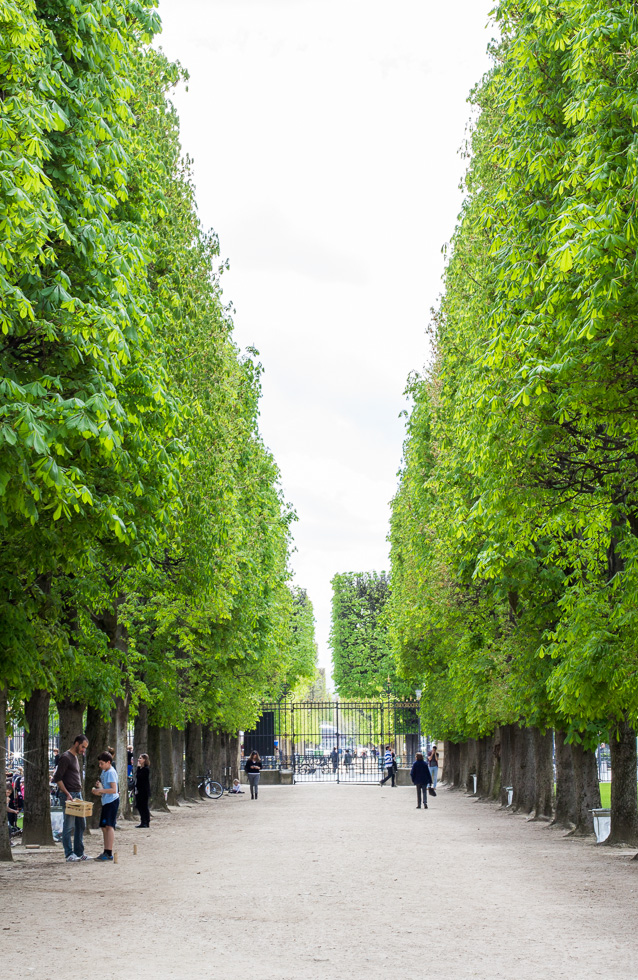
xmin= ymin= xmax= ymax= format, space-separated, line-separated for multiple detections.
xmin=598 ymin=783 xmax=638 ymax=808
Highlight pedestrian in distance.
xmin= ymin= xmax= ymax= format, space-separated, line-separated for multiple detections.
xmin=330 ymin=746 xmax=339 ymax=773
xmin=427 ymin=744 xmax=440 ymax=789
xmin=53 ymin=733 xmax=90 ymax=862
xmin=245 ymin=751 xmax=262 ymax=800
xmin=410 ymin=752 xmax=433 ymax=809
xmin=134 ymin=753 xmax=151 ymax=828
xmin=92 ymin=751 xmax=119 ymax=861
xmin=380 ymin=745 xmax=396 ymax=786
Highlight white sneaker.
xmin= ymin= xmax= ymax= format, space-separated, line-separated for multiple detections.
xmin=77 ymin=854 xmax=92 ymax=861
xmin=66 ymin=854 xmax=81 ymax=862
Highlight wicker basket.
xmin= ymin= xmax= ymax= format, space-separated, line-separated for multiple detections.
xmin=64 ymin=799 xmax=93 ymax=818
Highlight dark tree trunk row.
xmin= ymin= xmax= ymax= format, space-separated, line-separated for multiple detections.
xmin=185 ymin=721 xmax=203 ymax=799
xmin=148 ymin=723 xmax=170 ymax=812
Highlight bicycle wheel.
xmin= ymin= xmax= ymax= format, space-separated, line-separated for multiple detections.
xmin=204 ymin=779 xmax=223 ymax=799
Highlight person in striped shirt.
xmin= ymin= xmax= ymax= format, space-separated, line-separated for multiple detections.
xmin=380 ymin=745 xmax=396 ymax=786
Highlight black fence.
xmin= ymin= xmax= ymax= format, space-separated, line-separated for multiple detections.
xmin=242 ymin=699 xmax=428 ymax=783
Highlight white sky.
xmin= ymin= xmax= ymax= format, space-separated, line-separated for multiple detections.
xmin=156 ymin=0 xmax=495 ymax=683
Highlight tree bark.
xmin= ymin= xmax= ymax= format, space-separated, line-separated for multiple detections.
xmin=570 ymin=741 xmax=600 ymax=837
xmin=134 ymin=704 xmax=148 ymax=757
xmin=0 ymin=689 xmax=13 ymax=861
xmin=447 ymin=741 xmax=462 ymax=788
xmin=512 ymin=725 xmax=535 ymax=815
xmin=113 ymin=695 xmax=132 ymax=820
xmin=606 ymin=715 xmax=638 ymax=846
xmin=529 ymin=728 xmax=554 ymax=821
xmin=22 ymin=689 xmax=54 ymax=846
xmin=490 ymin=728 xmax=501 ymax=800
xmin=161 ymin=727 xmax=178 ymax=805
xmin=185 ymin=721 xmax=203 ymax=799
xmin=441 ymin=740 xmax=452 ymax=784
xmin=56 ymin=699 xmax=86 ymax=759
xmin=148 ymin=723 xmax=170 ymax=812
xmin=500 ymin=724 xmax=514 ymax=807
xmin=84 ymin=705 xmax=109 ymax=829
xmin=172 ymin=727 xmax=185 ymax=800
xmin=551 ymin=730 xmax=576 ymax=830
xmin=202 ymin=725 xmax=223 ymax=778
xmin=225 ymin=732 xmax=241 ymax=782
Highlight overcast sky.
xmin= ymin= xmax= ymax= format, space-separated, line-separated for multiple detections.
xmin=156 ymin=0 xmax=496 ymax=684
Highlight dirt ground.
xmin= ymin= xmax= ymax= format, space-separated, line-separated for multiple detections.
xmin=1 ymin=783 xmax=637 ymax=979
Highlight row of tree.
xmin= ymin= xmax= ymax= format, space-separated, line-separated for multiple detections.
xmin=387 ymin=0 xmax=638 ymax=844
xmin=0 ymin=0 xmax=316 ymax=861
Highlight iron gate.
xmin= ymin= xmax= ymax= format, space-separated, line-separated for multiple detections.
xmin=242 ymin=699 xmax=424 ymax=783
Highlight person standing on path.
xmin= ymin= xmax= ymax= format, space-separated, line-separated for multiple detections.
xmin=427 ymin=744 xmax=440 ymax=788
xmin=245 ymin=751 xmax=262 ymax=800
xmin=53 ymin=734 xmax=90 ymax=862
xmin=331 ymin=746 xmax=339 ymax=774
xmin=92 ymin=751 xmax=119 ymax=861
xmin=134 ymin=753 xmax=151 ymax=828
xmin=410 ymin=752 xmax=433 ymax=808
xmin=380 ymin=745 xmax=396 ymax=786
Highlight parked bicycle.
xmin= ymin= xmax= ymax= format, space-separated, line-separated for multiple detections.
xmin=198 ymin=770 xmax=224 ymax=799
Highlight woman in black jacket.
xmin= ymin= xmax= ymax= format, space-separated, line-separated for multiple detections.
xmin=134 ymin=753 xmax=151 ymax=828
xmin=410 ymin=752 xmax=433 ymax=809
xmin=244 ymin=751 xmax=262 ymax=800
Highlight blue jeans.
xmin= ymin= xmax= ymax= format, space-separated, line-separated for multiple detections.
xmin=429 ymin=766 xmax=439 ymax=789
xmin=61 ymin=792 xmax=85 ymax=858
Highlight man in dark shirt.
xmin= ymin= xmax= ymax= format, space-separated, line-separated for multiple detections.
xmin=53 ymin=734 xmax=89 ymax=862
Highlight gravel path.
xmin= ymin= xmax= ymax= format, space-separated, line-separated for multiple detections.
xmin=1 ymin=783 xmax=637 ymax=978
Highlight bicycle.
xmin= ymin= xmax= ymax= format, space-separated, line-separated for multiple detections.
xmin=198 ymin=770 xmax=224 ymax=799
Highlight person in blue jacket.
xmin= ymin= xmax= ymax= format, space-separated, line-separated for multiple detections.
xmin=410 ymin=752 xmax=433 ymax=809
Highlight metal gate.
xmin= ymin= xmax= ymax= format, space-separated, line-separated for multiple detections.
xmin=242 ymin=699 xmax=424 ymax=783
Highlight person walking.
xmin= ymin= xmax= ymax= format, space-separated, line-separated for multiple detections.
xmin=427 ymin=744 xmax=440 ymax=789
xmin=92 ymin=751 xmax=119 ymax=861
xmin=330 ymin=746 xmax=339 ymax=774
xmin=53 ymin=733 xmax=90 ymax=862
xmin=380 ymin=745 xmax=396 ymax=786
xmin=134 ymin=753 xmax=151 ymax=828
xmin=410 ymin=752 xmax=433 ymax=808
xmin=244 ymin=751 xmax=262 ymax=800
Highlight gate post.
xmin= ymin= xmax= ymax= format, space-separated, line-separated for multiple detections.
xmin=336 ymin=700 xmax=340 ymax=784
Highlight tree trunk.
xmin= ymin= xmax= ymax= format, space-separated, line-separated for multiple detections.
xmin=84 ymin=706 xmax=109 ymax=829
xmin=464 ymin=738 xmax=478 ymax=794
xmin=161 ymin=727 xmax=178 ymax=805
xmin=459 ymin=741 xmax=471 ymax=792
xmin=490 ymin=728 xmax=501 ymax=800
xmin=56 ymin=699 xmax=86 ymax=759
xmin=113 ymin=695 xmax=131 ymax=820
xmin=500 ymin=724 xmax=514 ymax=807
xmin=22 ymin=689 xmax=54 ymax=846
xmin=607 ymin=715 xmax=638 ymax=846
xmin=551 ymin=730 xmax=576 ymax=830
xmin=512 ymin=725 xmax=535 ymax=815
xmin=569 ymin=741 xmax=600 ymax=836
xmin=0 ymin=689 xmax=13 ymax=861
xmin=441 ymin=740 xmax=452 ymax=784
xmin=172 ymin=727 xmax=185 ymax=800
xmin=202 ymin=725 xmax=223 ymax=778
xmin=475 ymin=736 xmax=493 ymax=799
xmin=185 ymin=721 xmax=203 ymax=799
xmin=148 ymin=724 xmax=170 ymax=812
xmin=134 ymin=704 xmax=148 ymax=757
xmin=529 ymin=728 xmax=554 ymax=821
xmin=225 ymin=733 xmax=241 ymax=782
xmin=447 ymin=741 xmax=462 ymax=788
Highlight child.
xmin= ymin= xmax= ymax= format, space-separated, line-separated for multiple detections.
xmin=230 ymin=778 xmax=244 ymax=794
xmin=91 ymin=751 xmax=119 ymax=862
